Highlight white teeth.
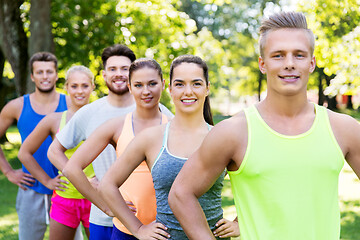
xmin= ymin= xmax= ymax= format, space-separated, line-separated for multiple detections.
xmin=182 ymin=99 xmax=196 ymax=103
xmin=282 ymin=76 xmax=297 ymax=79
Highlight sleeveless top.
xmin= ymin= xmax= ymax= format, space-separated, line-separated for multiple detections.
xmin=55 ymin=111 xmax=95 ymax=199
xmin=18 ymin=94 xmax=67 ymax=194
xmin=114 ymin=112 xmax=169 ymax=234
xmin=228 ymin=104 xmax=345 ymax=240
xmin=151 ymin=122 xmax=226 ymax=240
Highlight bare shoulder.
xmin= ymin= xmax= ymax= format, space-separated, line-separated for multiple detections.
xmin=327 ymin=109 xmax=360 ymax=154
xmin=138 ymin=124 xmax=165 ymax=145
xmin=107 ymin=116 xmax=126 ymax=141
xmin=0 ymin=96 xmax=24 ymax=120
xmin=208 ymin=111 xmax=247 ymax=145
xmin=327 ymin=109 xmax=360 ymax=133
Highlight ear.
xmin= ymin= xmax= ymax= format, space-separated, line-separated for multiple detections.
xmin=30 ymin=74 xmax=35 ymax=83
xmin=102 ymin=69 xmax=106 ymax=80
xmin=206 ymin=81 xmax=210 ymax=96
xmin=168 ymin=82 xmax=172 ymax=93
xmin=258 ymin=56 xmax=266 ymax=74
xmin=162 ymin=80 xmax=165 ymax=91
xmin=309 ymin=55 xmax=316 ymax=73
xmin=127 ymin=82 xmax=132 ymax=94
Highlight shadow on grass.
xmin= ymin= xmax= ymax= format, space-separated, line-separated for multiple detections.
xmin=340 ymin=200 xmax=360 ymax=240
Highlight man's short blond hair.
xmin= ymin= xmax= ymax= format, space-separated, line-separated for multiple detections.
xmin=259 ymin=12 xmax=315 ymax=57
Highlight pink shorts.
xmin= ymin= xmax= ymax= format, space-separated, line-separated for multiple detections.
xmin=50 ymin=192 xmax=91 ymax=228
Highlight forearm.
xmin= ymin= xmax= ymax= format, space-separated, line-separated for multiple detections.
xmin=19 ymin=153 xmax=52 ymax=185
xmin=169 ymin=188 xmax=215 ymax=240
xmin=0 ymin=149 xmax=14 ymax=175
xmin=63 ymin=162 xmax=106 ymax=210
xmin=99 ymin=179 xmax=143 ymax=236
xmin=48 ymin=142 xmax=68 ymax=171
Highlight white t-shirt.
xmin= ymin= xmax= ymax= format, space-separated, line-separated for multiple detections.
xmin=56 ymin=96 xmax=173 ymax=226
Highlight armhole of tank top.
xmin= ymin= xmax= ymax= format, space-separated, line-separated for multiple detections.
xmin=321 ymin=106 xmax=346 ymax=163
xmin=58 ymin=111 xmax=67 ymax=133
xmin=227 ymin=107 xmax=252 ymax=176
xmin=150 ymin=122 xmax=170 ymax=173
xmin=55 ymin=94 xmax=66 ymax=112
xmin=18 ymin=95 xmax=29 ymax=123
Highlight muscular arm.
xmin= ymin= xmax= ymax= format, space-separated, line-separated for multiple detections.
xmin=0 ymin=98 xmax=34 ymax=189
xmin=61 ymin=118 xmax=121 ymax=215
xmin=18 ymin=114 xmax=67 ymax=191
xmin=169 ymin=119 xmax=242 ymax=239
xmin=99 ymin=128 xmax=169 ymax=239
xmin=330 ymin=111 xmax=360 ymax=179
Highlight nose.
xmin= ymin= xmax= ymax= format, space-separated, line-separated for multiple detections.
xmin=143 ymin=85 xmax=150 ymax=95
xmin=284 ymin=54 xmax=295 ymax=70
xmin=184 ymin=84 xmax=192 ymax=95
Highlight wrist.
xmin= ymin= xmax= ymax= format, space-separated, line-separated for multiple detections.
xmin=3 ymin=168 xmax=13 ymax=177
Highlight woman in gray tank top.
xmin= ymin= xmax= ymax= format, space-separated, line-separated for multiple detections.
xmin=99 ymin=55 xmax=239 ymax=240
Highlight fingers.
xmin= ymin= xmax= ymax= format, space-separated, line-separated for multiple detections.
xmin=126 ymin=201 xmax=137 ymax=214
xmin=213 ymin=220 xmax=240 ymax=238
xmin=18 ymin=183 xmax=27 ymax=190
xmin=215 ymin=218 xmax=227 ymax=227
xmin=153 ymin=223 xmax=170 ymax=239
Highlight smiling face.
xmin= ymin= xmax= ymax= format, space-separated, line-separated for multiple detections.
xmin=170 ymin=62 xmax=209 ymax=115
xmin=66 ymin=71 xmax=94 ymax=108
xmin=102 ymin=56 xmax=132 ymax=95
xmin=259 ymin=28 xmax=316 ymax=97
xmin=31 ymin=61 xmax=58 ymax=93
xmin=129 ymin=67 xmax=164 ymax=109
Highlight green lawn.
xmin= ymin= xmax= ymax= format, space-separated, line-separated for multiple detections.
xmin=1 ymin=123 xmax=360 ymax=239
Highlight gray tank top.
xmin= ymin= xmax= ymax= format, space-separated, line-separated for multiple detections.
xmin=151 ymin=122 xmax=227 ymax=240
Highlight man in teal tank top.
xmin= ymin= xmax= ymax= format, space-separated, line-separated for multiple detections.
xmin=169 ymin=12 xmax=360 ymax=240
xmin=0 ymin=52 xmax=69 ymax=240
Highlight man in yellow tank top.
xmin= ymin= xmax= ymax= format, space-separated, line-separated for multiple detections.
xmin=168 ymin=11 xmax=360 ymax=240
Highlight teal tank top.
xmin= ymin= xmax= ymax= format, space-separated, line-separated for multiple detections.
xmin=228 ymin=104 xmax=344 ymax=240
xmin=151 ymin=122 xmax=227 ymax=240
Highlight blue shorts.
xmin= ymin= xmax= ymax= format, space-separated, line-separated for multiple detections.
xmin=111 ymin=226 xmax=137 ymax=240
xmin=89 ymin=223 xmax=113 ymax=240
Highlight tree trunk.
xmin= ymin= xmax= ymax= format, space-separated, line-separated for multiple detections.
xmin=29 ymin=0 xmax=53 ymax=55
xmin=0 ymin=0 xmax=29 ymax=96
xmin=318 ymin=76 xmax=324 ymax=106
xmin=28 ymin=0 xmax=54 ymax=92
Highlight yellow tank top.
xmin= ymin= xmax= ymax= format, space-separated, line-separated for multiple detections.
xmin=228 ymin=104 xmax=344 ymax=240
xmin=113 ymin=112 xmax=168 ymax=235
xmin=56 ymin=111 xmax=95 ymax=199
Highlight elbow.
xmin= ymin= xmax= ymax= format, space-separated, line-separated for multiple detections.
xmin=17 ymin=147 xmax=29 ymax=165
xmin=168 ymin=183 xmax=183 ymax=212
xmin=47 ymin=143 xmax=56 ymax=165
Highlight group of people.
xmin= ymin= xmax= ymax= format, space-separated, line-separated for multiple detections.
xmin=1 ymin=11 xmax=360 ymax=240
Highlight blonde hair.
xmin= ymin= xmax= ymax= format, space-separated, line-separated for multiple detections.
xmin=65 ymin=65 xmax=94 ymax=85
xmin=259 ymin=12 xmax=315 ymax=57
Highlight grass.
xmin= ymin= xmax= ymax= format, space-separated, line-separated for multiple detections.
xmin=1 ymin=122 xmax=360 ymax=239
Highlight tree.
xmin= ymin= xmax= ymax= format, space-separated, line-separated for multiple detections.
xmin=299 ymin=0 xmax=360 ymax=109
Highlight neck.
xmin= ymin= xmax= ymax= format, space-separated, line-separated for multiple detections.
xmin=32 ymin=88 xmax=58 ymax=104
xmin=107 ymin=91 xmax=134 ymax=107
xmin=171 ymin=110 xmax=207 ymax=131
xmin=260 ymin=91 xmax=309 ymax=117
xmin=133 ymin=104 xmax=162 ymax=120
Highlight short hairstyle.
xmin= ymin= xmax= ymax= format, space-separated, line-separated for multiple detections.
xmin=169 ymin=55 xmax=213 ymax=125
xmin=259 ymin=12 xmax=315 ymax=57
xmin=129 ymin=58 xmax=163 ymax=84
xmin=65 ymin=65 xmax=94 ymax=85
xmin=29 ymin=52 xmax=58 ymax=74
xmin=101 ymin=44 xmax=136 ymax=69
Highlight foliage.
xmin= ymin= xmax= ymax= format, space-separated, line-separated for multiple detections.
xmin=299 ymin=0 xmax=360 ymax=96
